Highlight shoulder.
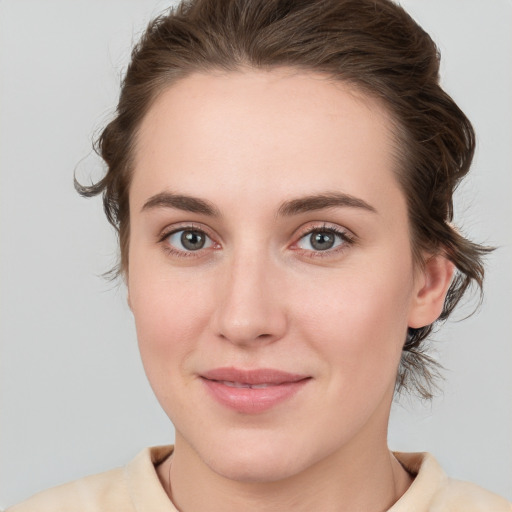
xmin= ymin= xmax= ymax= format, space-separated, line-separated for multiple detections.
xmin=392 ymin=452 xmax=511 ymax=512
xmin=430 ymin=478 xmax=512 ymax=512
xmin=7 ymin=446 xmax=174 ymax=512
xmin=6 ymin=467 xmax=129 ymax=512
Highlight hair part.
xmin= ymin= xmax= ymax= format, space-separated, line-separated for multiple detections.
xmin=76 ymin=0 xmax=493 ymax=399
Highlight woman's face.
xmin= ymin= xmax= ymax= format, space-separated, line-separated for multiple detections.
xmin=128 ymin=69 xmax=441 ymax=481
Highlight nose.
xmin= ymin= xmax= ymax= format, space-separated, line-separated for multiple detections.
xmin=211 ymin=251 xmax=288 ymax=347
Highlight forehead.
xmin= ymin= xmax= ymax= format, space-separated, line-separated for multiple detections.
xmin=131 ymin=68 xmax=401 ymax=215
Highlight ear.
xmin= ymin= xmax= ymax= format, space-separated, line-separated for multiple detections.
xmin=408 ymin=254 xmax=455 ymax=329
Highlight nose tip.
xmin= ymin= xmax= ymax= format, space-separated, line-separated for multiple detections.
xmin=212 ymin=262 xmax=287 ymax=347
xmin=215 ymin=297 xmax=287 ymax=347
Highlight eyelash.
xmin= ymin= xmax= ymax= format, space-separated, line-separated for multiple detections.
xmin=292 ymin=224 xmax=356 ymax=258
xmin=158 ymin=223 xmax=219 ymax=259
xmin=158 ymin=223 xmax=356 ymax=259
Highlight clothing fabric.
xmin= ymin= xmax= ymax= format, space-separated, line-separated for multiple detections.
xmin=8 ymin=446 xmax=511 ymax=511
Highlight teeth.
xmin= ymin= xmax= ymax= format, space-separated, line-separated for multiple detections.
xmin=221 ymin=381 xmax=251 ymax=388
xmin=220 ymin=381 xmax=272 ymax=389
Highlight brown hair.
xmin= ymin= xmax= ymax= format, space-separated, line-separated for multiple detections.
xmin=77 ymin=0 xmax=492 ymax=399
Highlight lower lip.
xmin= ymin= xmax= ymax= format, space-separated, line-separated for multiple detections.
xmin=201 ymin=378 xmax=310 ymax=414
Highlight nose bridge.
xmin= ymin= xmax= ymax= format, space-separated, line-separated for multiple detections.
xmin=213 ymin=245 xmax=287 ymax=346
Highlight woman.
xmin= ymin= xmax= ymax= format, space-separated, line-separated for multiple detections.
xmin=7 ymin=0 xmax=511 ymax=510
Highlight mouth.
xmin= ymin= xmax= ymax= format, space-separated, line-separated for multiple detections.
xmin=200 ymin=367 xmax=311 ymax=414
xmin=214 ymin=381 xmax=278 ymax=389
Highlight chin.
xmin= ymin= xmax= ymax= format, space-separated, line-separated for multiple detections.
xmin=206 ymin=450 xmax=307 ymax=484
xmin=187 ymin=427 xmax=325 ymax=484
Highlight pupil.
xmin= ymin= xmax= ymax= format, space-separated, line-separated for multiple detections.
xmin=311 ymin=231 xmax=334 ymax=250
xmin=181 ymin=231 xmax=205 ymax=250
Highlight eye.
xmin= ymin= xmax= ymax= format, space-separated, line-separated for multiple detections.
xmin=296 ymin=228 xmax=348 ymax=252
xmin=165 ymin=229 xmax=214 ymax=252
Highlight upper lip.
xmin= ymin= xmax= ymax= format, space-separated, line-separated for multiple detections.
xmin=201 ymin=367 xmax=310 ymax=385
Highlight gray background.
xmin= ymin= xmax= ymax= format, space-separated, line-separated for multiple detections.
xmin=1 ymin=0 xmax=511 ymax=507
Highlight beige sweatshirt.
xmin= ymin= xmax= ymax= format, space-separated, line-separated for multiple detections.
xmin=8 ymin=446 xmax=511 ymax=511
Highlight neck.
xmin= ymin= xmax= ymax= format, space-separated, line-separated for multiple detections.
xmin=157 ymin=432 xmax=413 ymax=512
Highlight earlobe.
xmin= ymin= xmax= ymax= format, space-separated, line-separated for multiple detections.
xmin=408 ymin=254 xmax=455 ymax=329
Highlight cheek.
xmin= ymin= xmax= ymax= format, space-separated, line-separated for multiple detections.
xmin=293 ymin=263 xmax=413 ymax=384
xmin=128 ymin=260 xmax=212 ymax=383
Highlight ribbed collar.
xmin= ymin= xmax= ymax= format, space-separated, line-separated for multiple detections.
xmin=124 ymin=445 xmax=176 ymax=512
xmin=123 ymin=446 xmax=442 ymax=512
xmin=389 ymin=452 xmax=445 ymax=511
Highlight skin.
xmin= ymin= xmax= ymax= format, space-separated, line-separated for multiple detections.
xmin=127 ymin=69 xmax=453 ymax=512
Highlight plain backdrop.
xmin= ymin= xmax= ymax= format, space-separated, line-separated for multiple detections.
xmin=1 ymin=0 xmax=511 ymax=507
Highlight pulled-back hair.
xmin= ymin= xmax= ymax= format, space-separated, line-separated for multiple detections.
xmin=77 ymin=0 xmax=491 ymax=398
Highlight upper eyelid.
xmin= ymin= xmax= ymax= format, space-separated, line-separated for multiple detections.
xmin=158 ymin=222 xmax=216 ymax=242
xmin=293 ymin=222 xmax=354 ymax=239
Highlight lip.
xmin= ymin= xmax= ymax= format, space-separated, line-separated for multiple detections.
xmin=200 ymin=367 xmax=311 ymax=414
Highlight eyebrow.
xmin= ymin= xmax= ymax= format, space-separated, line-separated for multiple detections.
xmin=141 ymin=191 xmax=376 ymax=217
xmin=277 ymin=192 xmax=377 ymax=216
xmin=141 ymin=192 xmax=220 ymax=216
